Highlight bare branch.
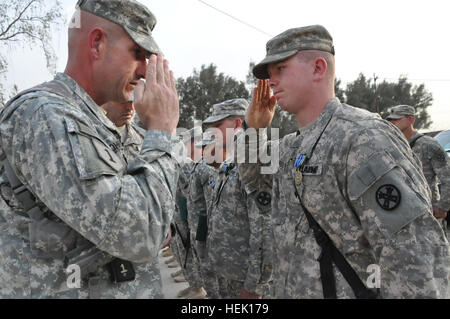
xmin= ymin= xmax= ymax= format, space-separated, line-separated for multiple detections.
xmin=0 ymin=0 xmax=37 ymax=38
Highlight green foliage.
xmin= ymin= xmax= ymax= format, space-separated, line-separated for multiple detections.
xmin=177 ymin=62 xmax=434 ymax=133
xmin=177 ymin=64 xmax=249 ymax=129
xmin=344 ymin=73 xmax=433 ymax=129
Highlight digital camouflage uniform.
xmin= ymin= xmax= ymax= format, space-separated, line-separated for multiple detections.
xmin=188 ymin=158 xmax=220 ymax=298
xmin=0 ymin=71 xmax=180 ymax=298
xmin=117 ymin=120 xmax=166 ymax=298
xmin=174 ymin=159 xmax=204 ymax=291
xmin=386 ymin=105 xmax=450 ymax=230
xmin=236 ymin=98 xmax=450 ymax=298
xmin=207 ymin=157 xmax=272 ymax=298
xmin=408 ymin=132 xmax=450 ymax=214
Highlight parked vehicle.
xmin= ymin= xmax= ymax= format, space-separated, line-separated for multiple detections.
xmin=434 ymin=130 xmax=450 ymax=156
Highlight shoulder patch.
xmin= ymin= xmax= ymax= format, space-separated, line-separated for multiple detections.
xmin=376 ymin=184 xmax=401 ymax=211
xmin=256 ymin=191 xmax=272 ymax=206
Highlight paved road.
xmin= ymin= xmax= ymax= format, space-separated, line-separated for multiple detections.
xmin=159 ymin=249 xmax=189 ymax=299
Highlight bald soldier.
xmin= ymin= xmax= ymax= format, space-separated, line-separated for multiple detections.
xmin=386 ymin=105 xmax=450 ymax=222
xmin=235 ymin=25 xmax=450 ymax=298
xmin=0 ymin=0 xmax=179 ymax=298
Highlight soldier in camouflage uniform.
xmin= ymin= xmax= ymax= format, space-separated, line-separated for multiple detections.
xmin=204 ymin=99 xmax=272 ymax=299
xmin=386 ymin=105 xmax=450 ymax=224
xmin=0 ymin=0 xmax=180 ymax=298
xmin=236 ymin=25 xmax=450 ymax=298
xmin=174 ymin=127 xmax=207 ymax=299
xmin=185 ymin=132 xmax=221 ymax=298
xmin=101 ymin=100 xmax=167 ymax=297
xmin=101 ymin=100 xmax=144 ymax=160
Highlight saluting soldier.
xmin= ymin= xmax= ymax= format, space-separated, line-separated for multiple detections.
xmin=0 ymin=0 xmax=180 ymax=298
xmin=236 ymin=25 xmax=450 ymax=298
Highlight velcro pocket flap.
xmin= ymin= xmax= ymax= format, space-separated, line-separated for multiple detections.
xmin=65 ymin=118 xmax=124 ymax=180
xmin=348 ymin=150 xmax=396 ymax=201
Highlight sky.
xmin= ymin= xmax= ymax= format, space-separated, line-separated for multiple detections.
xmin=3 ymin=0 xmax=449 ymax=132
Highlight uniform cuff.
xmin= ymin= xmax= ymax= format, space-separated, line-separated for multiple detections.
xmin=141 ymin=130 xmax=172 ymax=154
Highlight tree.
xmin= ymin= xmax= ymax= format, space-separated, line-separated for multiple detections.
xmin=345 ymin=73 xmax=433 ymax=129
xmin=0 ymin=0 xmax=65 ymax=106
xmin=177 ymin=64 xmax=249 ymax=128
xmin=335 ymin=77 xmax=345 ymax=102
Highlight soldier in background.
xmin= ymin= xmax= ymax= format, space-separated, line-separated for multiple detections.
xmin=386 ymin=105 xmax=450 ymax=225
xmin=186 ymin=131 xmax=222 ymax=298
xmin=101 ymin=100 xmax=144 ymax=160
xmin=101 ymin=100 xmax=166 ymax=297
xmin=175 ymin=127 xmax=207 ymax=299
xmin=204 ymin=99 xmax=272 ymax=299
xmin=236 ymin=25 xmax=450 ymax=298
xmin=0 ymin=0 xmax=179 ymax=298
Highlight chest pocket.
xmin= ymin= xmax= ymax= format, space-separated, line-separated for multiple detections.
xmin=65 ymin=118 xmax=125 ymax=180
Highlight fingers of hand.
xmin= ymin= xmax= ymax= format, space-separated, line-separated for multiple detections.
xmin=269 ymin=95 xmax=277 ymax=111
xmin=146 ymin=54 xmax=157 ymax=85
xmin=163 ymin=59 xmax=172 ymax=88
xmin=263 ymin=79 xmax=271 ymax=100
xmin=156 ymin=54 xmax=165 ymax=84
xmin=170 ymin=70 xmax=177 ymax=91
xmin=257 ymin=80 xmax=264 ymax=102
xmin=134 ymin=80 xmax=146 ymax=102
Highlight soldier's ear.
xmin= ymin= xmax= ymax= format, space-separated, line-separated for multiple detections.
xmin=235 ymin=117 xmax=243 ymax=129
xmin=409 ymin=116 xmax=415 ymax=126
xmin=88 ymin=28 xmax=107 ymax=60
xmin=313 ymin=57 xmax=327 ymax=81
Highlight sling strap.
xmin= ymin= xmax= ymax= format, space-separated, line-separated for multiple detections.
xmin=409 ymin=133 xmax=424 ymax=148
xmin=297 ymin=197 xmax=378 ymax=299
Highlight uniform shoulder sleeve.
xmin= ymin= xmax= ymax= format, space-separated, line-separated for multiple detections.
xmin=346 ymin=126 xmax=432 ymax=239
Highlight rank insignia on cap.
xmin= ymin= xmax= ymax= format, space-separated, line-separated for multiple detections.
xmin=376 ymin=184 xmax=401 ymax=211
xmin=256 ymin=191 xmax=271 ymax=206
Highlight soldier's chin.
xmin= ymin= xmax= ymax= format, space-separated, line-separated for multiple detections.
xmin=278 ymin=101 xmax=289 ymax=111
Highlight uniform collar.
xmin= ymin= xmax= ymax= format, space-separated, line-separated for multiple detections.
xmin=55 ymin=73 xmax=120 ymax=133
xmin=407 ymin=131 xmax=422 ymax=144
xmin=292 ymin=98 xmax=339 ymax=149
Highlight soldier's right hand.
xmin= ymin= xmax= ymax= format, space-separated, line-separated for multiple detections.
xmin=245 ymin=79 xmax=277 ymax=129
xmin=134 ymin=54 xmax=179 ymax=135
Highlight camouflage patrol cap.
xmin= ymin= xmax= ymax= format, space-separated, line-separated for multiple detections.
xmin=386 ymin=105 xmax=416 ymax=120
xmin=253 ymin=25 xmax=334 ymax=79
xmin=179 ymin=126 xmax=202 ymax=144
xmin=77 ymin=0 xmax=161 ymax=54
xmin=195 ymin=130 xmax=215 ymax=148
xmin=203 ymin=98 xmax=248 ymax=125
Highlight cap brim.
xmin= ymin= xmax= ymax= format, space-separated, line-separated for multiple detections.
xmin=253 ymin=50 xmax=298 ymax=79
xmin=203 ymin=114 xmax=231 ymax=125
xmin=195 ymin=139 xmax=215 ymax=147
xmin=386 ymin=114 xmax=405 ymax=120
xmin=124 ymin=26 xmax=162 ymax=55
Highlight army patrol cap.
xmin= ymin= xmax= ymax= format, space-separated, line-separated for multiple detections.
xmin=253 ymin=25 xmax=334 ymax=79
xmin=77 ymin=0 xmax=161 ymax=55
xmin=179 ymin=126 xmax=202 ymax=144
xmin=195 ymin=130 xmax=215 ymax=148
xmin=386 ymin=105 xmax=416 ymax=120
xmin=203 ymin=98 xmax=248 ymax=125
